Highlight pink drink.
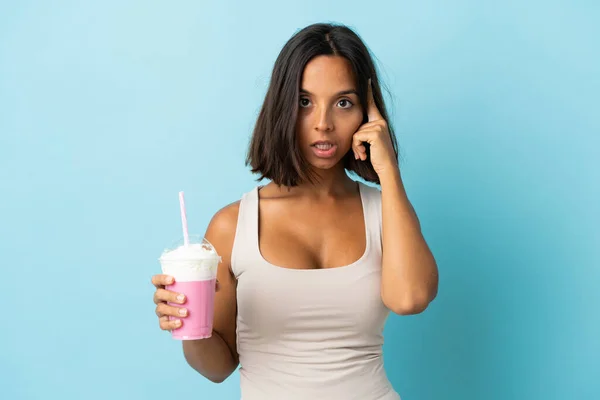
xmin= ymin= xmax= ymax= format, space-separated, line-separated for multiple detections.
xmin=166 ymin=279 xmax=217 ymax=340
xmin=159 ymin=237 xmax=220 ymax=340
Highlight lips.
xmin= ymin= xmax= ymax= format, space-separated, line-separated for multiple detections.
xmin=314 ymin=143 xmax=334 ymax=151
xmin=311 ymin=140 xmax=335 ymax=148
xmin=310 ymin=141 xmax=337 ymax=158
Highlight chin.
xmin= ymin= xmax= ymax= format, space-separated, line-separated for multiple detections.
xmin=308 ymin=157 xmax=343 ymax=171
xmin=303 ymin=146 xmax=350 ymax=172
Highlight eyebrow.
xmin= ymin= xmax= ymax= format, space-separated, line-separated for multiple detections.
xmin=300 ymin=88 xmax=358 ymax=96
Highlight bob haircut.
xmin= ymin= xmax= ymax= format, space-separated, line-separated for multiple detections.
xmin=246 ymin=23 xmax=398 ymax=186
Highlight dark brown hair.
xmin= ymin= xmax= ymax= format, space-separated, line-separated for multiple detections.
xmin=246 ymin=22 xmax=398 ymax=186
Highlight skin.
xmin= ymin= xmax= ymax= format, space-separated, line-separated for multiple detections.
xmin=151 ymin=55 xmax=439 ymax=383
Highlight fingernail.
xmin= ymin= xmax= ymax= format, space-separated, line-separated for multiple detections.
xmin=174 ymin=319 xmax=181 ymax=326
xmin=177 ymin=294 xmax=185 ymax=302
xmin=179 ymin=309 xmax=187 ymax=316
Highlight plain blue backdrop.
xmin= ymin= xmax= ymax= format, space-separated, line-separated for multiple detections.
xmin=1 ymin=1 xmax=598 ymax=399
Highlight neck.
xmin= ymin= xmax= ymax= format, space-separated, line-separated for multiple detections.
xmin=280 ymin=164 xmax=357 ymax=198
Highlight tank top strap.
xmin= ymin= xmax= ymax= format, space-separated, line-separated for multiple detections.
xmin=359 ymin=182 xmax=383 ymax=252
xmin=230 ymin=186 xmax=261 ymax=278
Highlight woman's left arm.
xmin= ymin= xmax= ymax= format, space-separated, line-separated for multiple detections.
xmin=378 ymin=169 xmax=438 ymax=315
xmin=352 ymin=79 xmax=438 ymax=316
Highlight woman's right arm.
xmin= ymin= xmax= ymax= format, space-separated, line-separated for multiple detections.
xmin=182 ymin=202 xmax=240 ymax=382
xmin=153 ymin=202 xmax=240 ymax=383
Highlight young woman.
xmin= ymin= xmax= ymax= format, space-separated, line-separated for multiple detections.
xmin=151 ymin=22 xmax=438 ymax=400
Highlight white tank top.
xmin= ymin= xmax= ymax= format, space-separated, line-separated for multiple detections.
xmin=231 ymin=182 xmax=401 ymax=400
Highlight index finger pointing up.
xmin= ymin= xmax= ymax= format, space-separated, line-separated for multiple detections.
xmin=367 ymin=78 xmax=383 ymax=122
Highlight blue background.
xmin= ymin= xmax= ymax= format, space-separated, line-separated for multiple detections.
xmin=1 ymin=1 xmax=598 ymax=399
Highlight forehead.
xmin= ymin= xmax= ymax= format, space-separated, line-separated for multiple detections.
xmin=300 ymin=55 xmax=357 ymax=92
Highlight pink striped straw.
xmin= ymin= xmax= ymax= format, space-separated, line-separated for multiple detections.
xmin=178 ymin=191 xmax=190 ymax=247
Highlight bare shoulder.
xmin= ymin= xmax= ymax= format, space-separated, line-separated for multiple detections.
xmin=205 ymin=201 xmax=241 ymax=257
xmin=207 ymin=201 xmax=240 ymax=235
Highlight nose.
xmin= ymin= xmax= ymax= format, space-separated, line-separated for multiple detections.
xmin=314 ymin=106 xmax=333 ymax=132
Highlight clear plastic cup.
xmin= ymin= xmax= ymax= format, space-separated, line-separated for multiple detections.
xmin=159 ymin=235 xmax=221 ymax=340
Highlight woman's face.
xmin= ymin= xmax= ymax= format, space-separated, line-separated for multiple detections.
xmin=296 ymin=55 xmax=364 ymax=171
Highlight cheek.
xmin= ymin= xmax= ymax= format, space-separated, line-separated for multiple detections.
xmin=338 ymin=112 xmax=363 ymax=144
xmin=296 ymin=116 xmax=311 ymax=145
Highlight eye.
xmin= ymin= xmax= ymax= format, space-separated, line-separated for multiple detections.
xmin=338 ymin=99 xmax=354 ymax=109
xmin=299 ymin=97 xmax=311 ymax=108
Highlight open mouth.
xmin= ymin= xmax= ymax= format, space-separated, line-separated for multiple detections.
xmin=314 ymin=143 xmax=334 ymax=150
xmin=311 ymin=141 xmax=337 ymax=158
